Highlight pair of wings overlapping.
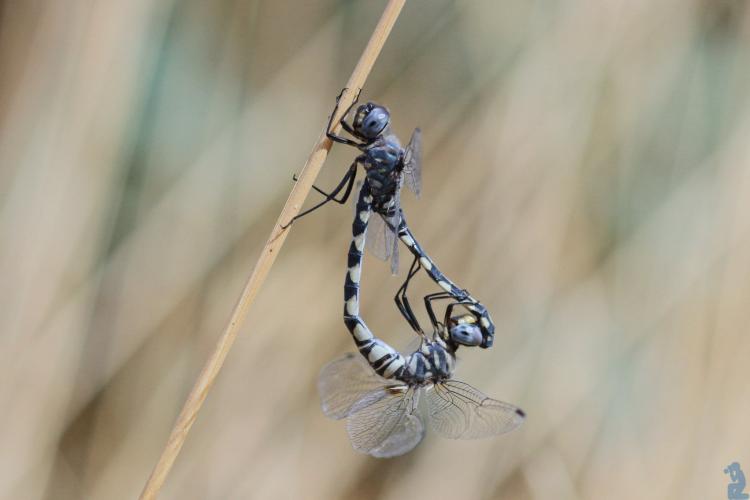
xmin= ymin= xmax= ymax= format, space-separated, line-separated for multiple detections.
xmin=318 ymin=353 xmax=525 ymax=458
xmin=366 ymin=128 xmax=422 ymax=275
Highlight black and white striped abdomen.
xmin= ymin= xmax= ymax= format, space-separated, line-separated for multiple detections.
xmin=343 ymin=182 xmax=408 ymax=380
xmin=343 ymin=181 xmax=462 ymax=384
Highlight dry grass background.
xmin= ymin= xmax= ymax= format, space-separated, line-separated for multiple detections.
xmin=1 ymin=0 xmax=749 ymax=499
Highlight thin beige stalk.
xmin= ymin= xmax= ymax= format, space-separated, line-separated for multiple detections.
xmin=138 ymin=1 xmax=406 ymax=498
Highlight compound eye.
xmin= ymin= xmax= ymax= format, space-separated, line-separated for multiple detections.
xmin=449 ymin=324 xmax=482 ymax=346
xmin=359 ymin=108 xmax=389 ymax=137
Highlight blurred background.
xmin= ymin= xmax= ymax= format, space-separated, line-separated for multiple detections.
xmin=1 ymin=0 xmax=749 ymax=498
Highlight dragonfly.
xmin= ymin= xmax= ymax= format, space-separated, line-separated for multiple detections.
xmin=329 ymin=180 xmax=525 ymax=457
xmin=285 ymin=90 xmax=421 ymax=274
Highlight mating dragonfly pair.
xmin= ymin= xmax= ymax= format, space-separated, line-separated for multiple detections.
xmin=287 ymin=91 xmax=525 ymax=457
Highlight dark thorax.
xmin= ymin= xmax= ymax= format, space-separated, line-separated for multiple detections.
xmin=401 ymin=338 xmax=456 ymax=386
xmin=360 ymin=127 xmax=404 ymax=205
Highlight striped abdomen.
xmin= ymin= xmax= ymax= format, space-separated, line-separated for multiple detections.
xmin=344 ymin=182 xmax=408 ymax=380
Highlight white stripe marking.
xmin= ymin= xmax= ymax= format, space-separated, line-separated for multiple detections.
xmin=354 ymin=233 xmax=365 ymax=252
xmin=439 ymin=281 xmax=452 ymax=292
xmin=349 ymin=265 xmax=361 ymax=284
xmin=408 ymin=355 xmax=419 ymax=374
xmin=383 ymin=358 xmax=404 ymax=378
xmin=400 ymin=234 xmax=415 ymax=247
xmin=368 ymin=344 xmax=389 ymax=362
xmin=346 ymin=296 xmax=359 ymax=316
xmin=353 ymin=324 xmax=372 ymax=341
xmin=419 ymin=257 xmax=432 ymax=270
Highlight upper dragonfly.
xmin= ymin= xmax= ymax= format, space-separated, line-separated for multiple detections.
xmin=284 ymin=91 xmax=421 ymax=274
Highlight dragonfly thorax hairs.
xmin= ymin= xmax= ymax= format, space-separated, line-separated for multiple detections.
xmin=353 ymin=103 xmax=390 ymax=139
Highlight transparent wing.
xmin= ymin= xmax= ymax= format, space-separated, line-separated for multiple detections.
xmin=389 ymin=222 xmax=400 ymax=275
xmin=403 ymin=128 xmax=422 ymax=198
xmin=318 ymin=353 xmax=388 ymax=420
xmin=425 ymin=380 xmax=525 ymax=439
xmin=400 ymin=334 xmax=425 ymax=354
xmin=366 ymin=211 xmax=401 ymax=275
xmin=346 ymin=386 xmax=425 ymax=458
xmin=365 ymin=212 xmax=394 ymax=261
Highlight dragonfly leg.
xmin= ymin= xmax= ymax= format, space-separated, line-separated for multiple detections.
xmin=444 ymin=300 xmax=478 ymax=324
xmin=292 ymin=158 xmax=358 ymax=203
xmin=293 ymin=173 xmax=328 ymax=197
xmin=394 ymin=255 xmax=425 ymax=336
xmin=423 ymin=291 xmax=457 ymax=332
xmin=326 ymin=88 xmax=364 ymax=147
xmin=282 ymin=162 xmax=358 ymax=229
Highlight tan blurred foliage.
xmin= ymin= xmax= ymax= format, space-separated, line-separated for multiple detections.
xmin=1 ymin=0 xmax=749 ymax=499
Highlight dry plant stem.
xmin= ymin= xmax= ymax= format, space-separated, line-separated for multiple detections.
xmin=138 ymin=1 xmax=406 ymax=498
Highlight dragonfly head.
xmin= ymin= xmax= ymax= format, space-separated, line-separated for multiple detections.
xmin=444 ymin=302 xmax=495 ymax=349
xmin=353 ymin=102 xmax=390 ymax=139
xmin=447 ymin=315 xmax=484 ymax=347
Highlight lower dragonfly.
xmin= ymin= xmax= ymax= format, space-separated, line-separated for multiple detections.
xmin=320 ymin=180 xmax=525 ymax=457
